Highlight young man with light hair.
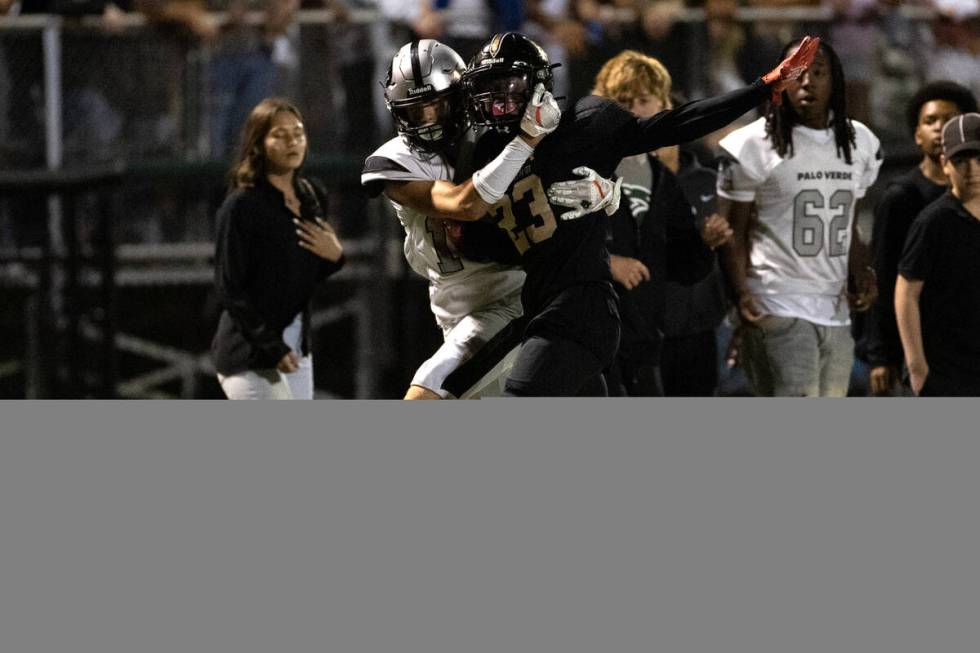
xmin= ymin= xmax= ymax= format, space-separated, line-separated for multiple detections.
xmin=591 ymin=50 xmax=733 ymax=396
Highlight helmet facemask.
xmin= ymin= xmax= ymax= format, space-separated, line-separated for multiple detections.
xmin=383 ymin=39 xmax=468 ymax=155
xmin=389 ymin=89 xmax=463 ymax=152
xmin=462 ymin=33 xmax=556 ymax=135
xmin=464 ymin=69 xmax=533 ymax=134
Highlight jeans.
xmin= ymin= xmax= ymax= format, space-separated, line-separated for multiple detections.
xmin=216 ymin=313 xmax=311 ymax=399
xmin=740 ymin=315 xmax=854 ymax=397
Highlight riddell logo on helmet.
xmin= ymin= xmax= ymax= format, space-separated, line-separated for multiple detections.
xmin=481 ymin=57 xmax=505 ymax=65
xmin=408 ymin=84 xmax=434 ymax=96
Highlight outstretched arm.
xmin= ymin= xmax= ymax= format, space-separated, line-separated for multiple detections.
xmin=624 ymin=36 xmax=820 ymax=156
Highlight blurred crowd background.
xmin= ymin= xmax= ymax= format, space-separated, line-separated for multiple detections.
xmin=2 ymin=0 xmax=979 ymax=398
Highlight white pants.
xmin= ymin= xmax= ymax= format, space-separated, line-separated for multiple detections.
xmin=218 ymin=313 xmax=314 ymax=400
xmin=413 ymin=298 xmax=522 ymax=399
xmin=456 ymin=344 xmax=521 ymax=399
xmin=218 ymin=354 xmax=313 ymax=400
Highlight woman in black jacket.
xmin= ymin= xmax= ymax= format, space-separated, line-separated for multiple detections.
xmin=212 ymin=97 xmax=345 ymax=399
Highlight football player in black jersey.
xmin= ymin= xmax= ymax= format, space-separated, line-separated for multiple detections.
xmin=450 ymin=32 xmax=820 ymax=396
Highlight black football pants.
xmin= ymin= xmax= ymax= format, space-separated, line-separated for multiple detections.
xmin=502 ymin=333 xmax=611 ymax=397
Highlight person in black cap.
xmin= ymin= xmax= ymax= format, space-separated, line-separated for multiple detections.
xmin=864 ymin=81 xmax=977 ymax=396
xmin=896 ymin=113 xmax=980 ymax=396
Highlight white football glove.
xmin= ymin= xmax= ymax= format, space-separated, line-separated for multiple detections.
xmin=520 ymin=83 xmax=562 ymax=139
xmin=546 ymin=166 xmax=622 ymax=221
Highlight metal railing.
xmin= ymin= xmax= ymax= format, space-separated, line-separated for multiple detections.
xmin=0 ymin=176 xmax=395 ymax=399
xmin=0 ymin=5 xmax=944 ymax=170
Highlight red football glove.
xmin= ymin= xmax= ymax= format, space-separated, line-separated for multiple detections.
xmin=761 ymin=35 xmax=820 ymax=106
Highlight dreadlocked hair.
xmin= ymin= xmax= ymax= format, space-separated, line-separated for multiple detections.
xmin=764 ymin=38 xmax=855 ymax=165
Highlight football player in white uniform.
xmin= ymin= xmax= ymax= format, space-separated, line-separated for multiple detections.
xmin=717 ymin=39 xmax=883 ymax=396
xmin=361 ymin=39 xmax=619 ymax=399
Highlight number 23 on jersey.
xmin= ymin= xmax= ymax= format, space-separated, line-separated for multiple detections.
xmin=488 ymin=174 xmax=558 ymax=255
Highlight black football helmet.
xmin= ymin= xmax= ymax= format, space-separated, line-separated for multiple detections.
xmin=461 ymin=32 xmax=555 ymax=135
xmin=384 ymin=39 xmax=467 ymax=153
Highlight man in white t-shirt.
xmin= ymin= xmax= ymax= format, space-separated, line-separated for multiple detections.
xmin=717 ymin=38 xmax=883 ymax=396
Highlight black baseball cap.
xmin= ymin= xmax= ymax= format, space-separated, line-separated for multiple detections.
xmin=942 ymin=113 xmax=980 ymax=158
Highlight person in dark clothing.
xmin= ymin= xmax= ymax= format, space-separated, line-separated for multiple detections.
xmin=588 ymin=51 xmax=729 ymax=396
xmin=864 ymin=80 xmax=977 ymax=396
xmin=454 ymin=32 xmax=819 ymax=396
xmin=896 ymin=113 xmax=980 ymax=397
xmin=211 ymin=98 xmax=345 ymax=399
xmin=661 ymin=146 xmax=733 ymax=396
xmin=602 ymin=154 xmax=719 ymax=396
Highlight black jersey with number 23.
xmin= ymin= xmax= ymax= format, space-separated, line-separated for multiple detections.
xmin=462 ymin=79 xmax=770 ymax=321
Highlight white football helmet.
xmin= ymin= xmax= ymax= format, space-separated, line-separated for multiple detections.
xmin=384 ymin=40 xmax=468 ymax=153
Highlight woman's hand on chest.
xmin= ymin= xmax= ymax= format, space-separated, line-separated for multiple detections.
xmin=294 ymin=217 xmax=344 ymax=262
